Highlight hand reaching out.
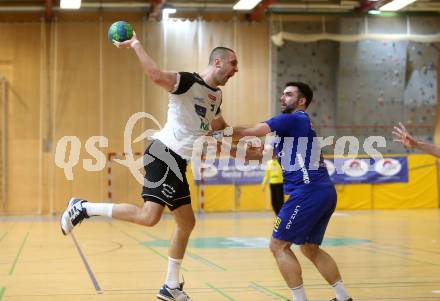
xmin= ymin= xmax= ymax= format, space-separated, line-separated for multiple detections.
xmin=392 ymin=122 xmax=418 ymax=149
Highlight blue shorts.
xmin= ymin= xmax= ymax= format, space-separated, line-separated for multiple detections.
xmin=272 ymin=185 xmax=337 ymax=245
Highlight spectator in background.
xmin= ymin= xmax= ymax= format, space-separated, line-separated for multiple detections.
xmin=262 ymin=156 xmax=284 ymax=215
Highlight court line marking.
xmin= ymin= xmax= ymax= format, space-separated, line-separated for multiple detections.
xmin=141 ymin=229 xmax=227 ymax=271
xmin=186 ymin=251 xmax=227 ymax=271
xmin=0 ymin=223 xmax=15 ymax=244
xmin=249 ymin=281 xmax=290 ymax=300
xmin=109 ymin=222 xmax=188 ymax=272
xmin=206 ymin=282 xmax=237 ymax=301
xmin=0 ymin=287 xmax=5 ymax=301
xmin=352 ymin=244 xmax=440 ymax=266
xmin=139 ymin=230 xmax=290 ymax=274
xmin=8 ymin=231 xmax=29 ymax=275
xmin=266 ymin=281 xmax=440 ymax=289
xmin=0 ymin=232 xmax=8 ymax=243
xmin=375 ymin=241 xmax=440 ymax=256
xmin=71 ymin=233 xmax=103 ymax=294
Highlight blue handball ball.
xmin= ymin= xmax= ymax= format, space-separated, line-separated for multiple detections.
xmin=108 ymin=21 xmax=133 ymax=43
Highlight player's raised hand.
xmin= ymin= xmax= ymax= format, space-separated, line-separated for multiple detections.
xmin=113 ymin=31 xmax=139 ymax=49
xmin=392 ymin=122 xmax=418 ymax=149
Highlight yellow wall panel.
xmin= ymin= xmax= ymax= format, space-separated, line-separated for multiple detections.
xmin=335 ymin=184 xmax=373 ymax=209
xmin=373 ymin=155 xmax=438 ymax=209
xmin=203 ymin=185 xmax=235 ymax=212
xmin=238 ymin=185 xmax=269 ymax=211
xmin=184 ymin=154 xmax=439 ymax=212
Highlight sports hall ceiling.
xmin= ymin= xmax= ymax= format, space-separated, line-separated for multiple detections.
xmin=0 ymin=0 xmax=438 ymax=16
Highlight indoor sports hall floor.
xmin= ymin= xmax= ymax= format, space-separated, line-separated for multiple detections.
xmin=0 ymin=209 xmax=439 ymax=301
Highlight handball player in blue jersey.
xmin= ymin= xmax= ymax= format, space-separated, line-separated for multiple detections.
xmin=234 ymin=82 xmax=352 ymax=301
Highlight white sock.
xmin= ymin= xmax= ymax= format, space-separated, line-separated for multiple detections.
xmin=291 ymin=284 xmax=308 ymax=301
xmin=165 ymin=257 xmax=182 ymax=289
xmin=83 ymin=203 xmax=113 ymax=217
xmin=332 ymin=280 xmax=350 ymax=301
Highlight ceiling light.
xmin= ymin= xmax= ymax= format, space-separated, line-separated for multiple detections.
xmin=60 ymin=0 xmax=81 ymax=9
xmin=233 ymin=0 xmax=262 ymax=10
xmin=368 ymin=9 xmax=381 ymax=14
xmin=379 ymin=0 xmax=416 ymax=11
xmin=162 ymin=8 xmax=177 ymax=20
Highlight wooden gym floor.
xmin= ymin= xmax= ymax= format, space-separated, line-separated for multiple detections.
xmin=0 ymin=209 xmax=439 ymax=301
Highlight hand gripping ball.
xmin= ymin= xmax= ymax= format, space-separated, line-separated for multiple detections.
xmin=108 ymin=21 xmax=133 ymax=43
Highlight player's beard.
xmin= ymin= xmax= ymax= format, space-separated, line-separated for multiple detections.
xmin=281 ymin=102 xmax=297 ymax=114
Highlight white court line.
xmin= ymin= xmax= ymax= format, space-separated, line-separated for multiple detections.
xmin=333 ymin=212 xmax=351 ymax=217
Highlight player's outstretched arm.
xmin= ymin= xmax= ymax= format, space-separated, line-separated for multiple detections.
xmin=114 ymin=32 xmax=177 ymax=92
xmin=233 ymin=123 xmax=272 ymax=140
xmin=211 ymin=116 xmax=229 ymax=131
xmin=229 ymin=123 xmax=272 ymax=160
xmin=393 ymin=122 xmax=440 ymax=157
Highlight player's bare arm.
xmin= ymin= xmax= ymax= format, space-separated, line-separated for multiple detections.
xmin=211 ymin=116 xmax=229 ymax=131
xmin=115 ymin=32 xmax=177 ymax=92
xmin=226 ymin=123 xmax=272 ymax=160
xmin=233 ymin=122 xmax=272 ymax=139
xmin=393 ymin=122 xmax=440 ymax=157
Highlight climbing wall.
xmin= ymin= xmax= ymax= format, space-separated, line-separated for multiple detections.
xmin=272 ymin=16 xmax=438 ymax=154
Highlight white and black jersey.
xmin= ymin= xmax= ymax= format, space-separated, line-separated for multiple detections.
xmin=152 ymin=72 xmax=223 ymax=160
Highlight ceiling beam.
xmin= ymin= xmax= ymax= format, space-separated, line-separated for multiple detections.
xmin=247 ymin=0 xmax=275 ymax=21
xmin=149 ymin=0 xmax=165 ymax=20
xmin=356 ymin=0 xmax=389 ymax=12
xmin=45 ymin=0 xmax=53 ymax=21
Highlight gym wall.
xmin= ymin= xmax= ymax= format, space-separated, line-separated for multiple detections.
xmin=0 ymin=19 xmax=269 ymax=214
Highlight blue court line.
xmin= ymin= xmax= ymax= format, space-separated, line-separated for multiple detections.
xmin=8 ymin=231 xmax=29 ymax=275
xmin=206 ymin=283 xmax=237 ymax=301
xmin=71 ymin=233 xmax=103 ymax=294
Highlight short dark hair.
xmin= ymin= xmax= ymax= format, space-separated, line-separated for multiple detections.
xmin=209 ymin=47 xmax=235 ymax=65
xmin=285 ymin=82 xmax=313 ymax=108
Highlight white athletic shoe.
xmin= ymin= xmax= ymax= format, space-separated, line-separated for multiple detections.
xmin=157 ymin=282 xmax=192 ymax=301
xmin=60 ymin=198 xmax=89 ymax=235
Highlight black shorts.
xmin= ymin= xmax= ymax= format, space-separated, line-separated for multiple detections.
xmin=141 ymin=140 xmax=191 ymax=211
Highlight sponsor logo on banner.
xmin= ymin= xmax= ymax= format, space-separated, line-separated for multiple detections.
xmin=324 ymin=159 xmax=336 ymax=176
xmin=374 ymin=158 xmax=402 ymax=176
xmin=328 ymin=156 xmax=408 ymax=184
xmin=195 ymin=159 xmax=265 ymax=185
xmin=342 ymin=159 xmax=369 ymax=177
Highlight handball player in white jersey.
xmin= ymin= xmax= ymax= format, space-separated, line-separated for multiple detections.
xmin=60 ymin=32 xmax=238 ymax=301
